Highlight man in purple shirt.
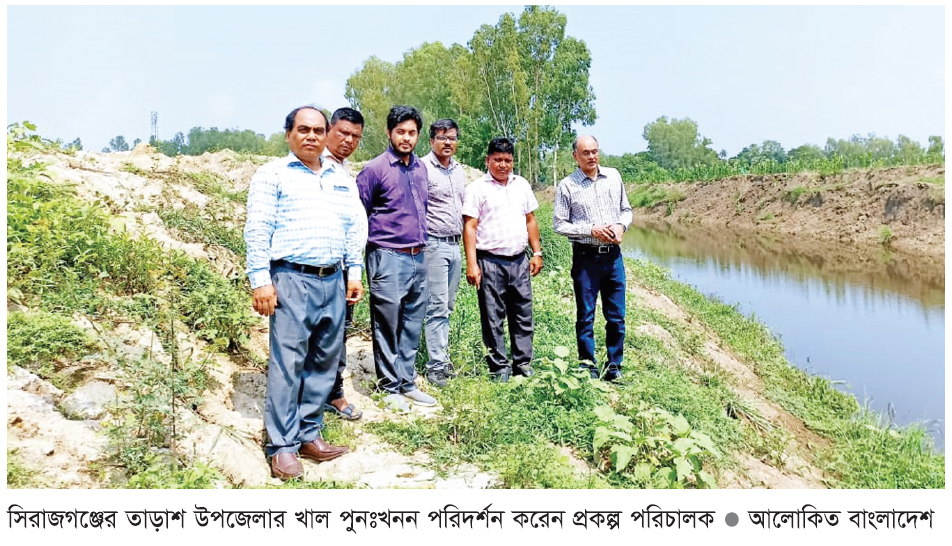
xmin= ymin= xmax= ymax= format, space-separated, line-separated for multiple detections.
xmin=356 ymin=106 xmax=437 ymax=412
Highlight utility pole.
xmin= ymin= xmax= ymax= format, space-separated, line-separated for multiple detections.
xmin=151 ymin=111 xmax=158 ymax=142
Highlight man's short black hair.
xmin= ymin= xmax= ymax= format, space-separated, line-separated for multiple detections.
xmin=331 ymin=107 xmax=364 ymax=127
xmin=487 ymin=137 xmax=515 ymax=156
xmin=386 ymin=105 xmax=423 ymax=132
xmin=285 ymin=105 xmax=328 ymax=133
xmin=429 ymin=118 xmax=459 ymax=139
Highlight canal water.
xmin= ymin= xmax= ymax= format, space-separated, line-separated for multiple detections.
xmin=622 ymin=221 xmax=945 ymax=451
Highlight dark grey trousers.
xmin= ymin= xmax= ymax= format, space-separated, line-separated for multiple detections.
xmin=475 ymin=250 xmax=534 ymax=375
xmin=264 ymin=265 xmax=344 ymax=457
xmin=366 ymin=247 xmax=428 ymax=394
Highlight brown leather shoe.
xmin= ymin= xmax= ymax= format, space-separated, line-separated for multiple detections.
xmin=299 ymin=437 xmax=349 ymax=462
xmin=271 ymin=452 xmax=303 ymax=480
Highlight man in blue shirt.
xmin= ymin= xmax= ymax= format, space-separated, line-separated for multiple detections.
xmin=356 ymin=105 xmax=437 ymax=412
xmin=244 ymin=105 xmax=367 ymax=480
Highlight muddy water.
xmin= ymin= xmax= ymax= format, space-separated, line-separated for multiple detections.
xmin=622 ymin=220 xmax=945 ymax=451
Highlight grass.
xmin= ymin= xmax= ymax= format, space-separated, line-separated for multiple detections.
xmin=626 ymin=258 xmax=944 ymax=488
xmin=7 ymin=449 xmax=44 ymax=488
xmin=628 ymin=184 xmax=686 ymax=210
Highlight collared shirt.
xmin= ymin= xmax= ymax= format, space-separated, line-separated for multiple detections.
xmin=356 ymin=146 xmax=428 ymax=249
xmin=321 ymin=148 xmax=354 ymax=176
xmin=553 ymin=165 xmax=633 ymax=246
xmin=244 ymin=152 xmax=368 ymax=289
xmin=422 ymin=150 xmax=466 ymax=238
xmin=462 ymin=172 xmax=539 ymax=256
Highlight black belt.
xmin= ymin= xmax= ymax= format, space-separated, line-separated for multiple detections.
xmin=476 ymin=249 xmax=524 ymax=260
xmin=428 ymin=234 xmax=461 ymax=244
xmin=573 ymin=243 xmax=619 ymax=255
xmin=272 ymin=259 xmax=340 ymax=277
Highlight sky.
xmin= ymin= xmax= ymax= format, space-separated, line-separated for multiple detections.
xmin=5 ymin=4 xmax=946 ymax=157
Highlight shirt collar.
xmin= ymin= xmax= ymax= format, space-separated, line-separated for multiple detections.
xmin=386 ymin=145 xmax=418 ymax=167
xmin=321 ymin=148 xmax=349 ymax=168
xmin=424 ymin=150 xmax=456 ymax=171
xmin=483 ymin=172 xmax=515 ymax=186
xmin=573 ymin=166 xmax=605 ymax=182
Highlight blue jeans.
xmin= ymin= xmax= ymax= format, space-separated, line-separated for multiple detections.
xmin=571 ymin=244 xmax=626 ymax=371
xmin=264 ymin=264 xmax=344 ymax=457
xmin=366 ymin=247 xmax=427 ymax=394
xmin=424 ymin=239 xmax=462 ymax=372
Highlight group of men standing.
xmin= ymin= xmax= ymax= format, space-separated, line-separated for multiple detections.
xmin=244 ymin=104 xmax=632 ymax=480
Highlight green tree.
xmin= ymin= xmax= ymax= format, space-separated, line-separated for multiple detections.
xmin=643 ymin=116 xmax=718 ymax=171
xmin=926 ymin=135 xmax=944 ymax=157
xmin=345 ymin=56 xmax=397 ymax=159
xmin=788 ymin=143 xmax=824 ymax=164
xmin=896 ymin=134 xmax=923 ymax=163
xmin=109 ymin=135 xmax=130 ymax=152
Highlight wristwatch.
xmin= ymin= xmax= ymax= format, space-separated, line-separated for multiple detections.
xmin=532 ymin=251 xmax=543 ymax=257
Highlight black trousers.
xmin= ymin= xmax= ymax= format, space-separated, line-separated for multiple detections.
xmin=475 ymin=250 xmax=534 ymax=375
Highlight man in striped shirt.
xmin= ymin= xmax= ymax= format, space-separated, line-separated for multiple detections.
xmin=553 ymin=135 xmax=633 ymax=382
xmin=244 ymin=106 xmax=367 ymax=480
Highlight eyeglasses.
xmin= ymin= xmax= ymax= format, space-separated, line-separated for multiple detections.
xmin=434 ymin=135 xmax=458 ymax=142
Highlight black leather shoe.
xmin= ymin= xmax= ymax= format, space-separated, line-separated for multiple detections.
xmin=490 ymin=370 xmax=511 ymax=383
xmin=603 ymin=368 xmax=623 ymax=382
xmin=513 ymin=365 xmax=534 ymax=378
xmin=580 ymin=365 xmax=598 ymax=379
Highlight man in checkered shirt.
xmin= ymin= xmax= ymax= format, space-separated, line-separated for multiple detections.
xmin=553 ymin=135 xmax=633 ymax=382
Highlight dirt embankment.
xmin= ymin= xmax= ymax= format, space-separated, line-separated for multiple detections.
xmin=633 ymin=164 xmax=945 ymax=259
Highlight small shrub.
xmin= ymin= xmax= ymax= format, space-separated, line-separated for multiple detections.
xmin=6 ymin=310 xmax=96 ymax=386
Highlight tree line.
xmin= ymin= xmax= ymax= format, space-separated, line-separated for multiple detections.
xmin=85 ymin=5 xmax=943 ymax=185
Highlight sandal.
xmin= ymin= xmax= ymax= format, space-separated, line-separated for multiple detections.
xmin=324 ymin=402 xmax=362 ymax=421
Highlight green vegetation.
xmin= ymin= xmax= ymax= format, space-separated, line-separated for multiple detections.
xmin=627 ymin=185 xmax=686 ymax=210
xmin=7 ymin=449 xmax=43 ymax=488
xmin=7 ymin=123 xmax=254 ymax=486
xmin=627 ymin=258 xmax=944 ymax=488
xmin=6 ymin=310 xmax=97 ymax=389
xmin=7 ymin=122 xmax=942 ymax=489
xmin=919 ymin=176 xmax=944 ymax=186
xmin=878 ymin=225 xmax=895 ymax=247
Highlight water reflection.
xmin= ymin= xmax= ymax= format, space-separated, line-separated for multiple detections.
xmin=623 ymin=220 xmax=945 ymax=450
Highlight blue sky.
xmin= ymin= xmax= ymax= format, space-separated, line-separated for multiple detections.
xmin=6 ymin=4 xmax=945 ymax=157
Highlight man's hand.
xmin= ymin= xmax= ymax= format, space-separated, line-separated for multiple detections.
xmin=529 ymin=255 xmax=543 ymax=276
xmin=592 ymin=224 xmax=623 ymax=244
xmin=591 ymin=224 xmax=616 ymax=243
xmin=466 ymin=262 xmax=482 ymax=289
xmin=609 ymin=223 xmax=625 ymax=244
xmin=252 ymin=285 xmax=278 ymax=316
xmin=346 ymin=280 xmax=364 ymax=304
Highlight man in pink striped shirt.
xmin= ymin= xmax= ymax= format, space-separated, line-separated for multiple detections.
xmin=462 ymin=137 xmax=543 ymax=382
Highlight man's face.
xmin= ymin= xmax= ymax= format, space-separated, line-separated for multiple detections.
xmin=286 ymin=108 xmax=327 ymax=166
xmin=573 ymin=137 xmax=600 ymax=172
xmin=326 ymin=119 xmax=364 ymax=161
xmin=486 ymin=152 xmax=514 ymax=182
xmin=388 ymin=119 xmax=419 ymax=157
xmin=430 ymin=128 xmax=459 ymax=163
